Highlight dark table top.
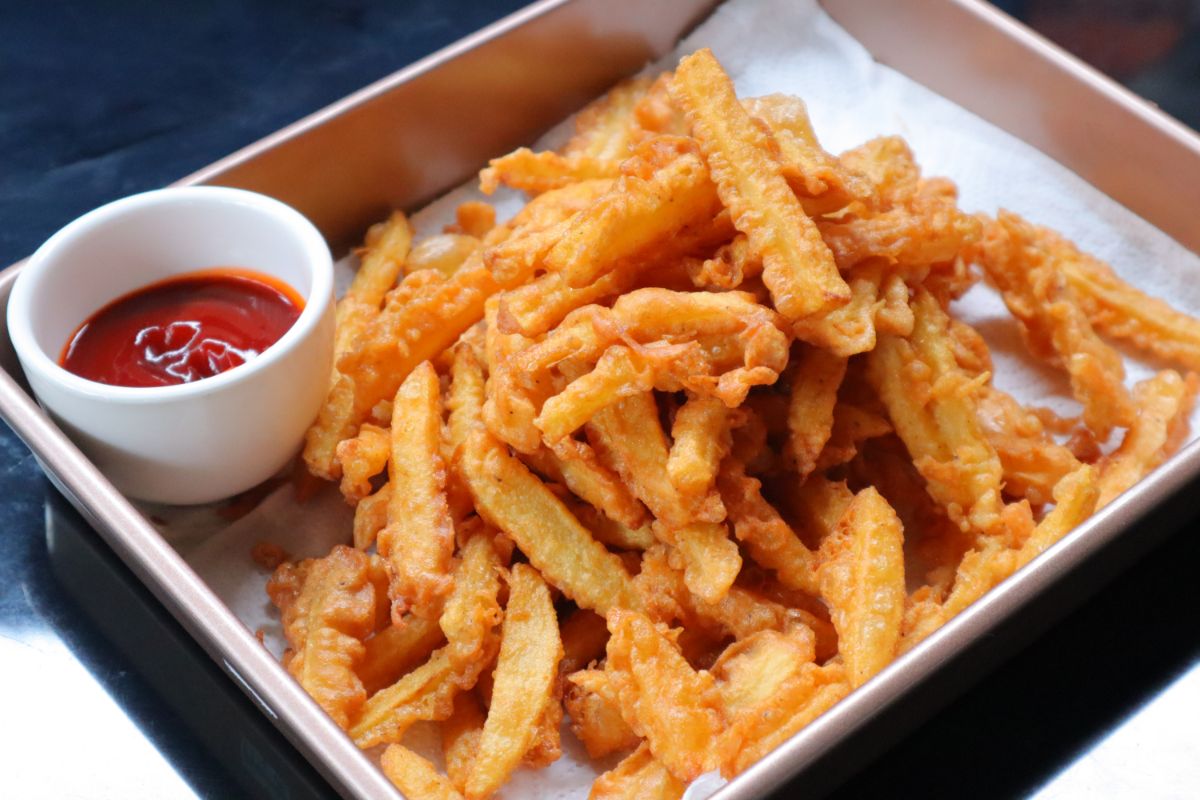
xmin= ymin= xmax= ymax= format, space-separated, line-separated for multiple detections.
xmin=2 ymin=2 xmax=1199 ymax=798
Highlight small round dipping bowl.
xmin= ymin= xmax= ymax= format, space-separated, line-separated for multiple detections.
xmin=7 ymin=186 xmax=335 ymax=505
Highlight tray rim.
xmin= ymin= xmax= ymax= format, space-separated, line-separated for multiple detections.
xmin=4 ymin=1 xmax=1200 ymax=798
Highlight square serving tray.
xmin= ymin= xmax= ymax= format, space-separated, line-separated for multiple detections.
xmin=4 ymin=1 xmax=1200 ymax=798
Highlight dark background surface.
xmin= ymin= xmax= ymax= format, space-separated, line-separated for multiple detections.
xmin=2 ymin=1 xmax=1199 ymax=798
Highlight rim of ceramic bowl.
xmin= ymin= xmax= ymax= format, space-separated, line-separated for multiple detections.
xmin=7 ymin=186 xmax=333 ymax=404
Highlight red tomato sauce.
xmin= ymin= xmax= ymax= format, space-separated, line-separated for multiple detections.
xmin=60 ymin=268 xmax=304 ymax=387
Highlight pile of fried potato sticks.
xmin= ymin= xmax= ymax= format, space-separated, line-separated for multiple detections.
xmin=268 ymin=49 xmax=1199 ymax=799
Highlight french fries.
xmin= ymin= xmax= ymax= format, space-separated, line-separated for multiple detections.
xmin=466 ymin=564 xmax=563 ymax=799
xmin=671 ymin=49 xmax=849 ymax=321
xmin=276 ymin=48 xmax=1199 ymax=799
xmin=377 ymin=362 xmax=456 ymax=622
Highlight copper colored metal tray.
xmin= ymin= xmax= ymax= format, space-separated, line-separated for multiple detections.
xmin=3 ymin=1 xmax=1200 ymax=798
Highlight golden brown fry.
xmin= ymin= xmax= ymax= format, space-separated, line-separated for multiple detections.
xmin=378 ymin=362 xmax=456 ymax=622
xmin=787 ymin=346 xmax=848 ymax=480
xmin=380 ymin=745 xmax=464 ymax=800
xmin=480 ymin=147 xmax=621 ymax=195
xmin=667 ymin=394 xmax=733 ymax=508
xmin=1097 ymin=370 xmax=1197 ymax=508
xmin=267 ymin=546 xmax=376 ymax=729
xmin=336 ymin=423 xmax=389 ymax=503
xmin=461 ymin=428 xmax=642 ymax=614
xmin=718 ymin=458 xmax=819 ymax=595
xmin=351 ymin=532 xmax=502 ymax=748
xmin=671 ymin=49 xmax=848 ymax=320
xmin=578 ymin=608 xmax=727 ymax=782
xmin=1063 ymin=250 xmax=1200 ymax=371
xmin=590 ymin=743 xmax=686 ymax=800
xmin=466 ymin=564 xmax=562 ymax=799
xmin=867 ymin=289 xmax=1006 ymax=535
xmin=547 ymin=138 xmax=723 ymax=288
xmin=442 ymin=691 xmax=486 ymax=794
xmin=975 ymin=211 xmax=1132 ymax=439
xmin=357 ymin=615 xmax=446 ymax=696
xmin=482 ymin=296 xmax=546 ymax=455
xmin=817 ymin=488 xmax=905 ymax=688
xmin=406 ymin=233 xmax=480 ymax=278
xmin=447 ymin=342 xmax=486 ymax=456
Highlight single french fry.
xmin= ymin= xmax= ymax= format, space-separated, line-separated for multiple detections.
xmin=479 ymin=147 xmax=620 ymax=195
xmin=378 ymin=362 xmax=456 ymax=622
xmin=357 ymin=615 xmax=446 ymax=696
xmin=975 ymin=211 xmax=1132 ymax=439
xmin=668 ymin=394 xmax=732 ymax=504
xmin=576 ymin=608 xmax=727 ymax=782
xmin=447 ymin=342 xmax=486 ymax=456
xmin=787 ymin=346 xmax=848 ymax=480
xmin=442 ymin=691 xmax=486 ymax=794
xmin=590 ymin=743 xmax=686 ymax=800
xmin=380 ymin=745 xmax=464 ymax=800
xmin=1097 ymin=370 xmax=1197 ymax=508
xmin=460 ymin=428 xmax=642 ymax=614
xmin=266 ymin=546 xmax=376 ymax=729
xmin=817 ymin=487 xmax=906 ymax=688
xmin=465 ymin=564 xmax=562 ymax=799
xmin=671 ymin=49 xmax=848 ymax=320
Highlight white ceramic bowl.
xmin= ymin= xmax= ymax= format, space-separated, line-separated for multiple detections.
xmin=7 ymin=186 xmax=335 ymax=504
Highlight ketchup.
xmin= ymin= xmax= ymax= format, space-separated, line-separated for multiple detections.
xmin=60 ymin=268 xmax=303 ymax=387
